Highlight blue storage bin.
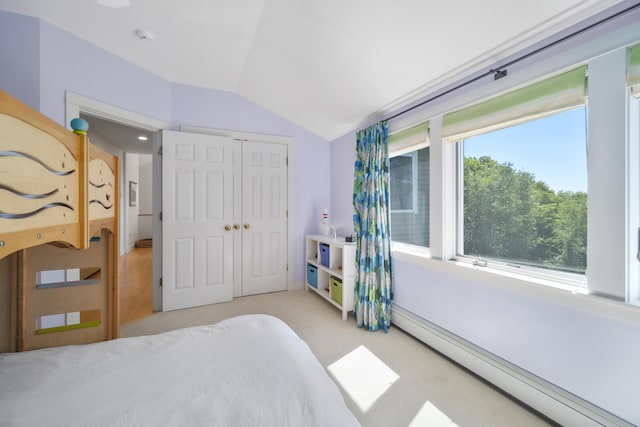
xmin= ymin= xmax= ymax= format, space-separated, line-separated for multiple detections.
xmin=319 ymin=243 xmax=330 ymax=267
xmin=307 ymin=264 xmax=318 ymax=288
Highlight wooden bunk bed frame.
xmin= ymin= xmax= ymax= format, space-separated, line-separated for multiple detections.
xmin=0 ymin=90 xmax=119 ymax=351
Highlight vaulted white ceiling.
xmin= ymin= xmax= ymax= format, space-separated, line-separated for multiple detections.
xmin=0 ymin=0 xmax=623 ymax=140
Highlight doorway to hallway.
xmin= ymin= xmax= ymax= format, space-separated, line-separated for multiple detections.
xmin=119 ymin=246 xmax=153 ymax=325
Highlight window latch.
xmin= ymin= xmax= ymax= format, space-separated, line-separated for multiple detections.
xmin=473 ymin=256 xmax=487 ymax=267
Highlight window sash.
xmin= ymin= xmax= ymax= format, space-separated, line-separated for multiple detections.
xmin=458 ymin=107 xmax=588 ymax=275
xmin=443 ymin=66 xmax=587 ymax=140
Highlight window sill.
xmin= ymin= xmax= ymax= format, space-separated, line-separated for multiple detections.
xmin=391 ymin=242 xmax=431 ymax=257
xmin=391 ymin=247 xmax=640 ymax=327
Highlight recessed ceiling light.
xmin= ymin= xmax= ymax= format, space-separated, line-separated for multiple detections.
xmin=138 ymin=136 xmax=148 ymax=141
xmin=134 ymin=29 xmax=154 ymax=40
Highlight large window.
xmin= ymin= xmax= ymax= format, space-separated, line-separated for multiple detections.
xmin=387 ymin=45 xmax=639 ymax=303
xmin=461 ymin=107 xmax=587 ymax=274
xmin=442 ymin=66 xmax=588 ymax=281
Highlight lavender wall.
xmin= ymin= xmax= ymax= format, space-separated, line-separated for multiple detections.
xmin=38 ymin=20 xmax=172 ymax=126
xmin=330 ymin=131 xmax=357 ymax=237
xmin=393 ymin=259 xmax=640 ymax=421
xmin=0 ymin=12 xmax=40 ymax=110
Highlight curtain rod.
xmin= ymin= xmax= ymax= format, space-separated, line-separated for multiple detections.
xmin=384 ymin=1 xmax=640 ymax=123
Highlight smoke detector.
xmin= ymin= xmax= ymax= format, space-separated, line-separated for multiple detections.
xmin=134 ymin=29 xmax=154 ymax=41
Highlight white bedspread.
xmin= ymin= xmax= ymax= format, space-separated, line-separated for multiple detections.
xmin=0 ymin=315 xmax=360 ymax=427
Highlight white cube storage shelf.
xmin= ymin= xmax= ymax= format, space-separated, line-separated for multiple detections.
xmin=305 ymin=235 xmax=356 ymax=320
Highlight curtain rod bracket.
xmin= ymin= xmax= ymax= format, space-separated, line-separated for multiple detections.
xmin=493 ymin=69 xmax=508 ymax=80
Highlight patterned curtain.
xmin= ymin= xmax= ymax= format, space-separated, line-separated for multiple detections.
xmin=353 ymin=121 xmax=393 ymax=332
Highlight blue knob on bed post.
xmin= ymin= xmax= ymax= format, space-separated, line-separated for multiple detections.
xmin=70 ymin=117 xmax=89 ymax=135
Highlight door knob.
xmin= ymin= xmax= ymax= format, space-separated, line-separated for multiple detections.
xmin=233 ymin=224 xmax=240 ymax=230
xmin=224 ymin=225 xmax=232 ymax=231
xmin=244 ymin=223 xmax=251 ymax=229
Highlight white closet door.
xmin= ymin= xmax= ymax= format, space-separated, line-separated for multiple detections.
xmin=241 ymin=140 xmax=288 ymax=295
xmin=162 ymin=130 xmax=235 ymax=311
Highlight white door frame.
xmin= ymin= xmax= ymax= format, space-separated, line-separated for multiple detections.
xmin=65 ymin=91 xmax=169 ymax=311
xmin=181 ymin=125 xmax=295 ymax=294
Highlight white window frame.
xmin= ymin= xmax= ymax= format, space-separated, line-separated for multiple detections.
xmin=628 ymin=90 xmax=640 ymax=304
xmin=390 ymin=37 xmax=640 ymax=308
xmin=453 ymin=109 xmax=588 ymax=288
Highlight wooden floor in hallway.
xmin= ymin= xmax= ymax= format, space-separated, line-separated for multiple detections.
xmin=119 ymin=247 xmax=154 ymax=326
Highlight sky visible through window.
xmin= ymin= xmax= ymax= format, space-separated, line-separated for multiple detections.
xmin=464 ymin=107 xmax=587 ymax=193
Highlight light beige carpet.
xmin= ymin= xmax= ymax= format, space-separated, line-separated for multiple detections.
xmin=122 ymin=289 xmax=553 ymax=427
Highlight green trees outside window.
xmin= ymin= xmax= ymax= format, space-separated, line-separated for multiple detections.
xmin=463 ymin=155 xmax=587 ymax=273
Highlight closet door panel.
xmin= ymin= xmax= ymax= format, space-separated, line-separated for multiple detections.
xmin=241 ymin=141 xmax=288 ymax=296
xmin=162 ymin=131 xmax=234 ymax=311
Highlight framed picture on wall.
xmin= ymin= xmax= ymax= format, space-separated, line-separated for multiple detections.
xmin=129 ymin=181 xmax=138 ymax=207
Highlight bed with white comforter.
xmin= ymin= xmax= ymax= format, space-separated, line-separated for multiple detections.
xmin=0 ymin=314 xmax=360 ymax=426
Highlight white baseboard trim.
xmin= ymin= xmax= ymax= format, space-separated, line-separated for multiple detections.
xmin=391 ymin=305 xmax=633 ymax=427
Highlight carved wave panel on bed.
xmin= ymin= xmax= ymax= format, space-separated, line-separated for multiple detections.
xmin=88 ymin=158 xmax=114 ymax=220
xmin=0 ymin=112 xmax=84 ymax=257
xmin=87 ymin=144 xmax=118 ymax=239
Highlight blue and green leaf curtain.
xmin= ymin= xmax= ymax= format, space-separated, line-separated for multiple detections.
xmin=353 ymin=121 xmax=393 ymax=332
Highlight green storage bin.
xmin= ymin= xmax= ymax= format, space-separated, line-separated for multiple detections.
xmin=329 ymin=276 xmax=342 ymax=305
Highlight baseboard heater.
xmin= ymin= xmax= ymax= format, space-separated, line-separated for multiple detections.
xmin=391 ymin=306 xmax=633 ymax=427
